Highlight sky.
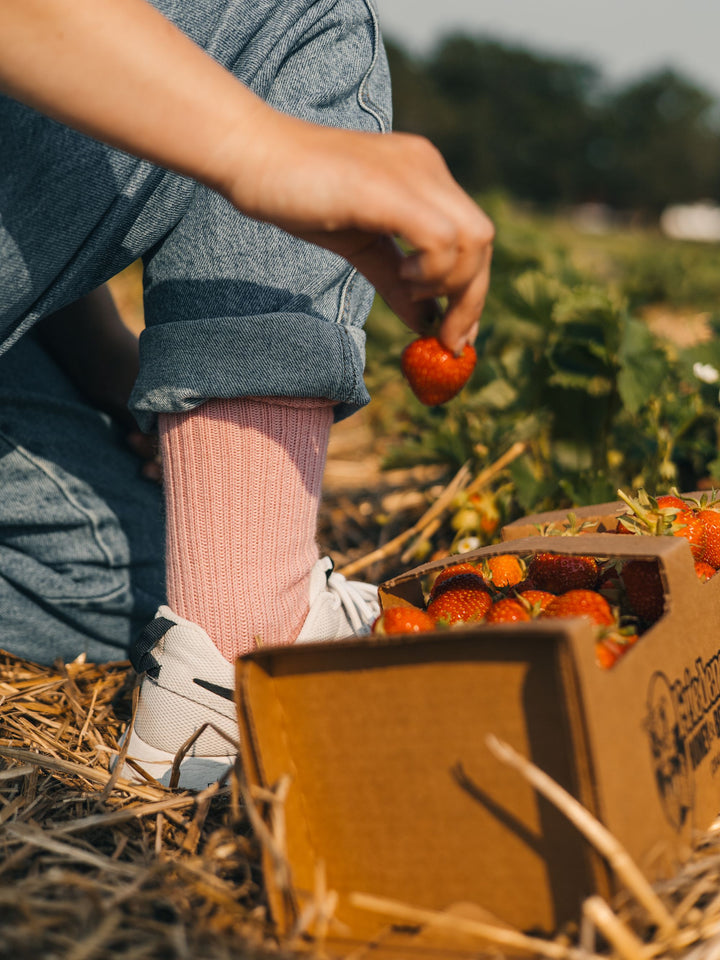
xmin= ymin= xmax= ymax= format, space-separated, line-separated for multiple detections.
xmin=375 ymin=0 xmax=720 ymax=99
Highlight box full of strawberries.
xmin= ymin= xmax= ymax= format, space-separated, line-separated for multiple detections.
xmin=235 ymin=489 xmax=720 ymax=951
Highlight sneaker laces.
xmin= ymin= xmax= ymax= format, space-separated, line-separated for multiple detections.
xmin=324 ymin=564 xmax=380 ymax=635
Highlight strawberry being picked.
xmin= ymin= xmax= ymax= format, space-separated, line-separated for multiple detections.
xmin=401 ymin=335 xmax=477 ymax=406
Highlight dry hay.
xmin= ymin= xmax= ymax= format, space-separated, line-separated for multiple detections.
xmin=4 ymin=641 xmax=720 ymax=960
xmin=0 ymin=651 xmax=279 ymax=960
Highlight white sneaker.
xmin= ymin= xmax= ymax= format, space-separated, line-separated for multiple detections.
xmin=296 ymin=556 xmax=380 ymax=643
xmin=118 ymin=559 xmax=379 ymax=790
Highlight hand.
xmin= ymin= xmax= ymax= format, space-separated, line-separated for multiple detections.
xmin=216 ymin=118 xmax=494 ymax=354
xmin=0 ymin=0 xmax=493 ymax=352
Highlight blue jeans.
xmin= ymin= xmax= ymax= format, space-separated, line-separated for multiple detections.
xmin=0 ymin=0 xmax=391 ymax=663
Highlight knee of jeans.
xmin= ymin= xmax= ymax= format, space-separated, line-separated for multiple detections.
xmin=0 ymin=431 xmax=133 ymax=605
xmin=257 ymin=0 xmax=392 ymax=134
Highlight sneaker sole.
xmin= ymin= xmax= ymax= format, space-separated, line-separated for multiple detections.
xmin=117 ymin=726 xmax=235 ymax=791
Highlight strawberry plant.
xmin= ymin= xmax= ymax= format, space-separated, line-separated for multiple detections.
xmin=366 ymin=198 xmax=720 ymax=540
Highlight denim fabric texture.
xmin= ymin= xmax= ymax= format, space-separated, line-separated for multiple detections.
xmin=0 ymin=334 xmax=165 ymax=663
xmin=0 ymin=0 xmax=392 ymax=431
xmin=0 ymin=0 xmax=390 ymax=662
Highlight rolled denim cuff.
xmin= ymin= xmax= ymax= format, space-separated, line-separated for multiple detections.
xmin=129 ymin=312 xmax=371 ymax=433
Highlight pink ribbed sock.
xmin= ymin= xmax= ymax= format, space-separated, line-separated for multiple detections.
xmin=158 ymin=397 xmax=333 ymax=661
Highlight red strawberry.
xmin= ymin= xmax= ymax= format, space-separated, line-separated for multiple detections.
xmin=482 ymin=554 xmax=525 ymax=588
xmin=429 ymin=570 xmax=487 ymax=600
xmin=655 ymin=494 xmax=687 ymax=510
xmin=516 ymin=589 xmax=556 ymax=614
xmin=485 ymin=598 xmax=530 ymax=623
xmin=430 ymin=563 xmax=482 ymax=598
xmin=527 ymin=553 xmax=599 ymax=593
xmin=616 ymin=489 xmax=705 ymax=558
xmin=373 ymin=607 xmax=436 ymax=635
xmin=596 ymin=631 xmax=639 ymax=669
xmin=694 ymin=559 xmax=717 ymax=582
xmin=698 ymin=508 xmax=720 ymax=568
xmin=542 ymin=590 xmax=615 ymax=626
xmin=426 ymin=579 xmax=493 ymax=625
xmin=673 ymin=509 xmax=706 ymax=560
xmin=401 ymin=336 xmax=477 ymax=406
xmin=595 ymin=639 xmax=623 ymax=670
xmin=621 ymin=560 xmax=664 ymax=624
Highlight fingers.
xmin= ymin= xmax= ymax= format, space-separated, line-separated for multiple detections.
xmin=282 ymin=127 xmax=495 ymax=347
xmin=375 ymin=144 xmax=495 ymax=348
xmin=436 ymin=237 xmax=493 ymax=354
xmin=399 ymin=217 xmax=493 ymax=353
xmin=312 ymin=230 xmax=440 ymax=335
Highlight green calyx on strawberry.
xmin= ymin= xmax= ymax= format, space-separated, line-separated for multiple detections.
xmin=534 ymin=511 xmax=600 ymax=537
xmin=401 ymin=335 xmax=477 ymax=406
xmin=616 ymin=488 xmax=706 ymax=559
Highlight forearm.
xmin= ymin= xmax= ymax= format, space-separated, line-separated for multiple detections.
xmin=1 ymin=0 xmax=495 ymax=350
xmin=0 ymin=0 xmax=270 ymax=197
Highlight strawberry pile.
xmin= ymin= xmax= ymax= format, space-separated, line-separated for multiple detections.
xmin=373 ymin=552 xmax=637 ymax=669
xmin=372 ymin=488 xmax=720 ymax=670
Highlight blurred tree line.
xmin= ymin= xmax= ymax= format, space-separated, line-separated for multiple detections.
xmin=385 ymin=35 xmax=720 ymax=213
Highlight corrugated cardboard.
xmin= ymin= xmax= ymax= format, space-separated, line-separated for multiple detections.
xmin=236 ymin=528 xmax=720 ymax=954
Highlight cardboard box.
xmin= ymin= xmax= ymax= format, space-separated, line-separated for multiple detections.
xmin=501 ymin=496 xmax=631 ymax=540
xmin=236 ymin=528 xmax=720 ymax=954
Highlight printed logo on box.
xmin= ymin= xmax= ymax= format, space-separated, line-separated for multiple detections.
xmin=646 ymin=655 xmax=720 ymax=830
xmin=645 ymin=671 xmax=694 ymax=830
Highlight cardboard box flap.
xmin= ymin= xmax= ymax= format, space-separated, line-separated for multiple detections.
xmin=236 ymin=623 xmax=606 ymax=946
xmin=502 ymin=499 xmax=627 ymax=540
xmin=501 ymin=492 xmax=708 ymax=541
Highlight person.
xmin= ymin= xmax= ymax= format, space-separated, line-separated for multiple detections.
xmin=0 ymin=0 xmax=494 ymax=788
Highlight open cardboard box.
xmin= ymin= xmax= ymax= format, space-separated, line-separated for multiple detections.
xmin=235 ymin=523 xmax=720 ymax=955
xmin=501 ymin=495 xmax=643 ymax=540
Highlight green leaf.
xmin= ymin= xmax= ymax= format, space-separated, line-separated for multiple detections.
xmin=546 ymin=370 xmax=615 ymax=395
xmin=512 ymin=271 xmax=564 ymax=323
xmin=617 ymin=318 xmax=669 ymax=413
xmin=509 ymin=456 xmax=545 ymax=512
xmin=474 ymin=378 xmax=518 ymax=409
